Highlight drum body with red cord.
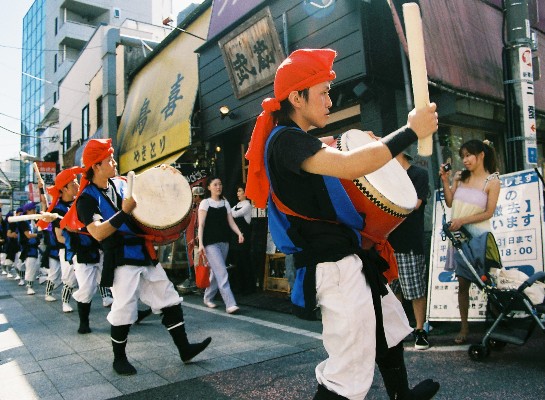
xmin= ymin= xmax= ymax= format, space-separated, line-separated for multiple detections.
xmin=333 ymin=129 xmax=417 ymax=245
xmin=130 ymin=167 xmax=192 ymax=245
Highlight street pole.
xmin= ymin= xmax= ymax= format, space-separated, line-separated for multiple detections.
xmin=503 ymin=0 xmax=537 ymax=172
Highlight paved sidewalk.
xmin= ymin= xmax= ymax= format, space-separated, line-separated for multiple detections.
xmin=0 ymin=273 xmax=322 ymax=400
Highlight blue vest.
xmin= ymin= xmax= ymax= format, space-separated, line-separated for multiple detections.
xmin=43 ymin=201 xmax=70 ymax=260
xmin=264 ymin=126 xmax=365 ymax=318
xmin=19 ymin=220 xmax=39 ymax=259
xmin=81 ymin=178 xmax=149 ymax=265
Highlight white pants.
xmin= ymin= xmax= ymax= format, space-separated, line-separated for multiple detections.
xmin=24 ymin=256 xmax=40 ymax=282
xmin=315 ymin=254 xmax=412 ymax=400
xmin=0 ymin=252 xmax=6 ymax=265
xmin=59 ymin=249 xmax=77 ymax=288
xmin=107 ymin=263 xmax=181 ymax=326
xmin=72 ymin=257 xmax=101 ymax=303
xmin=47 ymin=258 xmax=62 ymax=288
xmin=203 ymin=242 xmax=237 ymax=309
xmin=14 ymin=252 xmax=23 ymax=271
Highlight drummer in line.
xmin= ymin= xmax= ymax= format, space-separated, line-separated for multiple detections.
xmin=61 ymin=138 xmax=211 ymax=376
xmin=245 ymin=48 xmax=439 ymax=400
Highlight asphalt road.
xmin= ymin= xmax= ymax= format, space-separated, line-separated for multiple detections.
xmin=113 ymin=306 xmax=545 ymax=400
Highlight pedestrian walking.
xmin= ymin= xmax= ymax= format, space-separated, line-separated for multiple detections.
xmin=198 ymin=176 xmax=243 ymax=313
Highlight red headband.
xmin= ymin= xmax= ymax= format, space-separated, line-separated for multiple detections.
xmin=61 ymin=139 xmax=114 ymax=230
xmin=245 ymin=49 xmax=337 ymax=208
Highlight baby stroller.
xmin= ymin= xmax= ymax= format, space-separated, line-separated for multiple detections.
xmin=443 ymin=223 xmax=545 ymax=361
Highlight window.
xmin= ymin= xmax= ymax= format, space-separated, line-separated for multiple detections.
xmin=82 ymin=104 xmax=89 ymax=140
xmin=54 ymin=53 xmax=57 ymax=72
xmin=62 ymin=124 xmax=71 ymax=152
xmin=96 ymin=96 xmax=103 ymax=128
xmin=53 ymin=91 xmax=57 ymax=104
xmin=54 ymin=17 xmax=58 ymax=35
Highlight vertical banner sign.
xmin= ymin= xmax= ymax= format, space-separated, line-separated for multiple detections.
xmin=427 ymin=169 xmax=544 ymax=321
xmin=519 ymin=47 xmax=537 ymax=165
xmin=35 ymin=161 xmax=57 ymax=186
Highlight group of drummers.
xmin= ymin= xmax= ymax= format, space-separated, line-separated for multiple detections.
xmin=0 ymin=137 xmax=211 ymax=376
xmin=0 ymin=173 xmax=114 ymax=319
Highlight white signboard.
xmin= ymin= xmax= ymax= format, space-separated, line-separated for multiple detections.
xmin=519 ymin=47 xmax=537 ymax=165
xmin=427 ymin=169 xmax=544 ymax=321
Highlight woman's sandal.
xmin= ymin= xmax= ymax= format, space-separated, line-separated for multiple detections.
xmin=454 ymin=334 xmax=467 ymax=344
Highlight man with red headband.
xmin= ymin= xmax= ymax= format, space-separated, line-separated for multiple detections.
xmin=17 ymin=202 xmax=41 ymax=295
xmin=38 ymin=168 xmax=81 ymax=311
xmin=245 ymin=49 xmax=440 ymax=400
xmin=62 ymin=139 xmax=211 ymax=375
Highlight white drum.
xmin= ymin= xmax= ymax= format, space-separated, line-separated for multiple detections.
xmin=131 ymin=167 xmax=192 ymax=245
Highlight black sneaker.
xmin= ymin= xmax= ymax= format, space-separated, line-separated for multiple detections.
xmin=414 ymin=329 xmax=430 ymax=350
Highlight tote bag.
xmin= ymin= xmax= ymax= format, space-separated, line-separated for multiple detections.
xmin=195 ymin=254 xmax=210 ymax=289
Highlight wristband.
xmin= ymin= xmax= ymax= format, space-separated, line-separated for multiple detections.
xmin=380 ymin=126 xmax=418 ymax=158
xmin=109 ymin=211 xmax=130 ymax=229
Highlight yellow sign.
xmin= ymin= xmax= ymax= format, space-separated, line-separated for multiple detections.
xmin=117 ymin=34 xmax=200 ymax=174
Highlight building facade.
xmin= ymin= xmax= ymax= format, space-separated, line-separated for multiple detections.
xmin=20 ymin=0 xmax=191 ymax=181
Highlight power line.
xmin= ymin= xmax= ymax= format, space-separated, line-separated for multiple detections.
xmin=0 ymin=43 xmax=102 ymax=52
xmin=0 ymin=123 xmax=58 ymax=140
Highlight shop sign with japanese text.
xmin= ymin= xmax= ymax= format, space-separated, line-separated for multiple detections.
xmin=219 ymin=7 xmax=285 ymax=99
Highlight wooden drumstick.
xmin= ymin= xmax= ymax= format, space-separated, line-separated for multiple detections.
xmin=33 ymin=162 xmax=50 ymax=208
xmin=8 ymin=212 xmax=61 ymax=223
xmin=402 ymin=3 xmax=433 ymax=156
xmin=126 ymin=171 xmax=135 ymax=199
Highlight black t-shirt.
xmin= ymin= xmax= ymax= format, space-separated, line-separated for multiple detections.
xmin=77 ymin=184 xmax=119 ymax=227
xmin=387 ymin=165 xmax=429 ymax=254
xmin=267 ymin=124 xmax=361 ymax=265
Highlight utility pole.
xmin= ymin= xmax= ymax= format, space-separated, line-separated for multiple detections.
xmin=503 ymin=0 xmax=537 ymax=172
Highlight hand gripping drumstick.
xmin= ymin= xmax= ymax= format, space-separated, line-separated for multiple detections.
xmin=402 ymin=3 xmax=433 ymax=156
xmin=126 ymin=171 xmax=135 ymax=200
xmin=33 ymin=162 xmax=50 ymax=208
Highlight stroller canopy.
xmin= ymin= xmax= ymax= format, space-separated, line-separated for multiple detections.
xmin=455 ymin=232 xmax=502 ymax=283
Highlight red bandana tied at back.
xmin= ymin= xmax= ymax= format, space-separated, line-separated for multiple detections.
xmin=60 ymin=139 xmax=114 ymax=230
xmin=245 ymin=48 xmax=337 ymax=208
xmin=36 ymin=167 xmax=81 ymax=230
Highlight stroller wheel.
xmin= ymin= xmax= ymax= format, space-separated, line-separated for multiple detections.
xmin=489 ymin=339 xmax=507 ymax=350
xmin=468 ymin=344 xmax=490 ymax=361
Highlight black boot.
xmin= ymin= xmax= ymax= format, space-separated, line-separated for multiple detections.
xmin=76 ymin=301 xmax=92 ymax=334
xmin=162 ymin=304 xmax=211 ymax=363
xmin=377 ymin=343 xmax=440 ymax=400
xmin=111 ymin=324 xmax=136 ymax=375
xmin=313 ymin=384 xmax=349 ymax=400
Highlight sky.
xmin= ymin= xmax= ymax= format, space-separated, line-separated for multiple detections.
xmin=0 ymin=0 xmax=204 ymax=164
xmin=0 ymin=0 xmax=35 ymax=163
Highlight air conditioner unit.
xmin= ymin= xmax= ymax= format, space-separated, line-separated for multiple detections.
xmin=113 ymin=8 xmax=120 ymax=19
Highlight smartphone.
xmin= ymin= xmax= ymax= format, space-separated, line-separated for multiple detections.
xmin=443 ymin=163 xmax=452 ymax=172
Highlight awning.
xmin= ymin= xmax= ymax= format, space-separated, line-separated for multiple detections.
xmin=418 ymin=0 xmax=545 ymax=111
xmin=117 ymin=31 xmax=200 ymax=174
xmin=137 ymin=149 xmax=187 ymax=172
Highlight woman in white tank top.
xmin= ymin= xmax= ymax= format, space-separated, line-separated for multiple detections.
xmin=440 ymin=139 xmax=501 ymax=344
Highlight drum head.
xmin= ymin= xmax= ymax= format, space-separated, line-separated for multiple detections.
xmin=338 ymin=129 xmax=417 ymax=212
xmin=131 ymin=167 xmax=192 ymax=230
